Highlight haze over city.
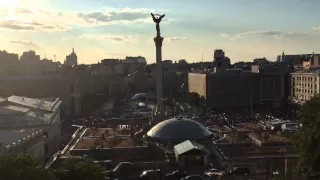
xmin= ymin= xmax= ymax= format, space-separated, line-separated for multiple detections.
xmin=1 ymin=0 xmax=320 ymax=64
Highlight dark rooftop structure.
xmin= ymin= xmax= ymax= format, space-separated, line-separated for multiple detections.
xmin=174 ymin=140 xmax=209 ymax=156
xmin=146 ymin=117 xmax=213 ymax=141
xmin=173 ymin=140 xmax=210 ymax=168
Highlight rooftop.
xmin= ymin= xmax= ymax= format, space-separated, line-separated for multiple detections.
xmin=0 ymin=96 xmax=61 ymax=127
xmin=73 ymin=128 xmax=133 ymax=149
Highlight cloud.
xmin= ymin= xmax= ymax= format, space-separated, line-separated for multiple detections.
xmin=77 ymin=8 xmax=152 ymax=25
xmin=312 ymin=26 xmax=320 ymax=31
xmin=221 ymin=30 xmax=306 ymax=40
xmin=0 ymin=7 xmax=164 ymax=32
xmin=13 ymin=7 xmax=34 ymax=14
xmin=79 ymin=34 xmax=138 ymax=43
xmin=62 ymin=38 xmax=68 ymax=41
xmin=220 ymin=33 xmax=230 ymax=39
xmin=0 ymin=19 xmax=72 ymax=31
xmin=166 ymin=36 xmax=188 ymax=42
xmin=10 ymin=40 xmax=38 ymax=47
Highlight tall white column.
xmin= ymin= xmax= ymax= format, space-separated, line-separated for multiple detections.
xmin=154 ymin=36 xmax=164 ymax=110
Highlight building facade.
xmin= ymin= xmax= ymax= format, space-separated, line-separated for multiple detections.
xmin=291 ymin=71 xmax=320 ymax=104
xmin=0 ymin=50 xmax=20 ymax=75
xmin=188 ymin=72 xmax=260 ymax=109
xmin=0 ymin=96 xmax=62 ymax=164
xmin=0 ymin=74 xmax=81 ymax=115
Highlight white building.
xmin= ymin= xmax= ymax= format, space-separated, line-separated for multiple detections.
xmin=0 ymin=96 xmax=62 ymax=164
xmin=291 ymin=70 xmax=320 ymax=104
xmin=40 ymin=59 xmax=60 ymax=73
xmin=123 ymin=56 xmax=147 ymax=64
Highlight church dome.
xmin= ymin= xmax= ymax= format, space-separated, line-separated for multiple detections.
xmin=146 ymin=117 xmax=213 ymax=141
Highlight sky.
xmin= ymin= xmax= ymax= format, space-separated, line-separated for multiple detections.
xmin=0 ymin=0 xmax=320 ymax=64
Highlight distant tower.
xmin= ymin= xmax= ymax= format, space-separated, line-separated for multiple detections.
xmin=201 ymin=53 xmax=204 ymax=69
xmin=213 ymin=49 xmax=230 ymax=73
xmin=214 ymin=49 xmax=225 ymax=62
xmin=281 ymin=51 xmax=285 ymax=62
xmin=65 ymin=48 xmax=78 ymax=66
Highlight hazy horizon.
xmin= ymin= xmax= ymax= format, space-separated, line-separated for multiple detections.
xmin=1 ymin=0 xmax=320 ymax=64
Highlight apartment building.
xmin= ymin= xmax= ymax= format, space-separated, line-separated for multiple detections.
xmin=291 ymin=70 xmax=320 ymax=104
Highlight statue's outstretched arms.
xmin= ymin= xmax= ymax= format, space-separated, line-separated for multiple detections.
xmin=151 ymin=13 xmax=157 ymax=22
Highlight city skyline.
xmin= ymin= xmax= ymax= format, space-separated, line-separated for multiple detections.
xmin=0 ymin=0 xmax=320 ymax=64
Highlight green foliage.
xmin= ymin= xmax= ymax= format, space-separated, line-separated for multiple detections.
xmin=293 ymin=94 xmax=320 ymax=173
xmin=186 ymin=92 xmax=201 ymax=106
xmin=0 ymin=154 xmax=107 ymax=180
xmin=0 ymin=154 xmax=52 ymax=180
xmin=234 ymin=131 xmax=247 ymax=144
xmin=54 ymin=160 xmax=106 ymax=180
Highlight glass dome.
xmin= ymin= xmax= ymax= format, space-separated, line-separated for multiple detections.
xmin=132 ymin=93 xmax=147 ymax=101
xmin=146 ymin=117 xmax=212 ymax=141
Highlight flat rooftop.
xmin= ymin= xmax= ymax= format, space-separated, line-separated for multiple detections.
xmin=74 ymin=137 xmax=133 ymax=149
xmin=0 ymin=96 xmax=61 ymax=127
xmin=84 ymin=128 xmax=131 ymax=137
xmin=220 ymin=146 xmax=296 ymax=158
xmin=74 ymin=128 xmax=133 ymax=149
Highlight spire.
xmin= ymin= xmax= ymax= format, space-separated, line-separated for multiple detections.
xmin=72 ymin=48 xmax=74 ymax=53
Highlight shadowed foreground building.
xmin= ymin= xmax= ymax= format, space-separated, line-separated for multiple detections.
xmin=0 ymin=96 xmax=61 ymax=164
xmin=188 ymin=72 xmax=260 ymax=109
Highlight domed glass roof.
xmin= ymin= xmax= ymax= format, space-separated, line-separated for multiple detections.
xmin=146 ymin=117 xmax=212 ymax=141
xmin=132 ymin=93 xmax=146 ymax=100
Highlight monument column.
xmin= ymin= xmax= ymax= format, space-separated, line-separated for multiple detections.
xmin=154 ymin=35 xmax=164 ymax=109
xmin=150 ymin=13 xmax=166 ymax=117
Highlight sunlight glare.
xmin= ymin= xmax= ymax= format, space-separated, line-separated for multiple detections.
xmin=0 ymin=0 xmax=19 ymax=18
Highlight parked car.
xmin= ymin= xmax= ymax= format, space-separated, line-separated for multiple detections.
xmin=181 ymin=175 xmax=203 ymax=180
xmin=281 ymin=123 xmax=301 ymax=133
xmin=204 ymin=168 xmax=225 ymax=177
xmin=140 ymin=169 xmax=161 ymax=180
xmin=229 ymin=167 xmax=250 ymax=176
xmin=165 ymin=170 xmax=187 ymax=180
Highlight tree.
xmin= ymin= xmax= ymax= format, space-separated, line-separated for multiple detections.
xmin=199 ymin=96 xmax=206 ymax=109
xmin=54 ymin=160 xmax=107 ymax=180
xmin=0 ymin=154 xmax=109 ymax=180
xmin=0 ymin=154 xmax=53 ymax=180
xmin=234 ymin=131 xmax=247 ymax=144
xmin=293 ymin=94 xmax=320 ymax=174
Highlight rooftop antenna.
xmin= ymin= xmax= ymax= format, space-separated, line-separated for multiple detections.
xmin=202 ymin=53 xmax=203 ymax=62
xmin=201 ymin=53 xmax=204 ymax=69
xmin=53 ymin=54 xmax=56 ymax=62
